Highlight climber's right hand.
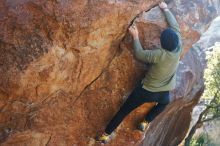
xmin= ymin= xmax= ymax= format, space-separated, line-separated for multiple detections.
xmin=159 ymin=2 xmax=168 ymax=10
xmin=128 ymin=25 xmax=139 ymax=39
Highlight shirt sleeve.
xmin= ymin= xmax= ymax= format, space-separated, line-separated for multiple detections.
xmin=163 ymin=9 xmax=183 ymax=53
xmin=133 ymin=38 xmax=162 ymax=63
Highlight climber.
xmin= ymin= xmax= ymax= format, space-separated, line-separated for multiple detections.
xmin=96 ymin=2 xmax=182 ymax=144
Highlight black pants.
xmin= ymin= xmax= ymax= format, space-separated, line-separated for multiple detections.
xmin=105 ymin=83 xmax=170 ymax=134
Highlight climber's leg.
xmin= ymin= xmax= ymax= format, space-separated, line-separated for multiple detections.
xmin=144 ymin=91 xmax=170 ymax=122
xmin=136 ymin=90 xmax=170 ymax=131
xmin=104 ymin=83 xmax=147 ymax=135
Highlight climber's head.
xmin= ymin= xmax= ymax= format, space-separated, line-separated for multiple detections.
xmin=160 ymin=28 xmax=179 ymax=51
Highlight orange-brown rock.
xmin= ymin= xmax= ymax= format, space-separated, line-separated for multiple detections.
xmin=0 ymin=0 xmax=219 ymax=146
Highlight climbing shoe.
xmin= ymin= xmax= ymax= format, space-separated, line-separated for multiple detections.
xmin=96 ymin=133 xmax=111 ymax=144
xmin=137 ymin=120 xmax=149 ymax=132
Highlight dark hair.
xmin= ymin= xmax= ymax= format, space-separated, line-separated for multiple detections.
xmin=160 ymin=28 xmax=179 ymax=51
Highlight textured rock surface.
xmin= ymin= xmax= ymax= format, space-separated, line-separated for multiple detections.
xmin=0 ymin=0 xmax=219 ymax=146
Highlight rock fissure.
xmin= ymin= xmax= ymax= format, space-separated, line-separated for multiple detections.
xmin=45 ymin=134 xmax=52 ymax=146
xmin=72 ymin=47 xmax=118 ymax=105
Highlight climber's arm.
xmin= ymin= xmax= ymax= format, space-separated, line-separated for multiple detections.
xmin=159 ymin=2 xmax=183 ymax=55
xmin=164 ymin=9 xmax=184 ymax=56
xmin=159 ymin=1 xmax=180 ymax=35
xmin=133 ymin=38 xmax=162 ymax=63
xmin=129 ymin=25 xmax=162 ymax=63
xmin=159 ymin=2 xmax=181 ymax=41
xmin=159 ymin=2 xmax=180 ymax=32
xmin=163 ymin=9 xmax=181 ymax=37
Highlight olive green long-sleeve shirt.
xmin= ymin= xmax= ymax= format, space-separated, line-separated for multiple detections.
xmin=133 ymin=9 xmax=183 ymax=92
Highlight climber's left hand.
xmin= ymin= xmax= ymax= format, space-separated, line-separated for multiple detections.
xmin=129 ymin=25 xmax=139 ymax=39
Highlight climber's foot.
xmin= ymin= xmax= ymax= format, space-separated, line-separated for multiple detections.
xmin=137 ymin=120 xmax=149 ymax=132
xmin=95 ymin=132 xmax=112 ymax=144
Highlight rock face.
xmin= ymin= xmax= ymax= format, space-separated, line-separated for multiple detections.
xmin=0 ymin=0 xmax=219 ymax=146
